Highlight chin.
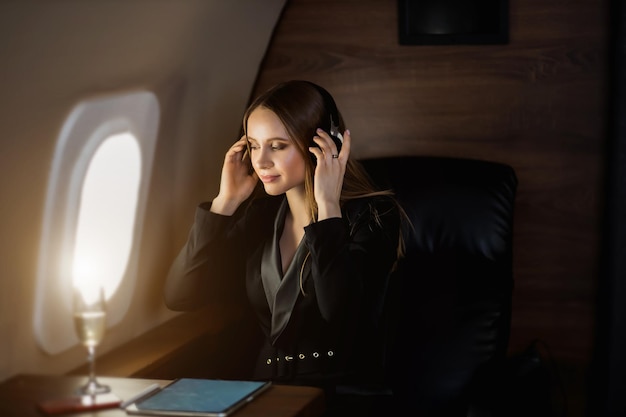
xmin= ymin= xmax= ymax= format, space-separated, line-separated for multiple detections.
xmin=262 ymin=185 xmax=286 ymax=196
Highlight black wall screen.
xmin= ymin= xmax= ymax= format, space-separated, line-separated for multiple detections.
xmin=398 ymin=0 xmax=508 ymax=45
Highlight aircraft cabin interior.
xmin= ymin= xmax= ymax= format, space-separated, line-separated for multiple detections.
xmin=0 ymin=1 xmax=624 ymax=416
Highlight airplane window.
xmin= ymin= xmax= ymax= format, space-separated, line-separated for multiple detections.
xmin=72 ymin=132 xmax=141 ymax=299
xmin=34 ymin=91 xmax=159 ymax=355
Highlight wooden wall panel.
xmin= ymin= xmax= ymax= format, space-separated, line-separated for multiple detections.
xmin=252 ymin=0 xmax=609 ymax=414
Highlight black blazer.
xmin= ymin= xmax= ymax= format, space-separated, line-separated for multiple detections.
xmin=165 ymin=194 xmax=400 ymax=390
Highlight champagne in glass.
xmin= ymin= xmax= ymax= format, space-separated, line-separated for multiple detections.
xmin=73 ymin=284 xmax=110 ymax=395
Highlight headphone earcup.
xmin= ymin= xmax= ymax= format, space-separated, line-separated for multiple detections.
xmin=330 ymin=134 xmax=343 ymax=153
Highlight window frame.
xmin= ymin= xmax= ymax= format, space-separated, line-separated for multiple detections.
xmin=34 ymin=91 xmax=160 ymax=355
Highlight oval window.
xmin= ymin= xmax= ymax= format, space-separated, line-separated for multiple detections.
xmin=72 ymin=132 xmax=141 ymax=299
xmin=34 ymin=90 xmax=159 ymax=355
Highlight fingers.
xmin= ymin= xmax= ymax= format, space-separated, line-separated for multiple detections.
xmin=310 ymin=128 xmax=351 ymax=163
xmin=218 ymin=137 xmax=257 ymax=206
xmin=308 ymin=145 xmax=324 ymax=162
xmin=311 ymin=129 xmax=339 ymax=159
xmin=340 ymin=129 xmax=351 ymax=160
xmin=226 ymin=136 xmax=248 ymax=161
xmin=231 ymin=136 xmax=248 ymax=151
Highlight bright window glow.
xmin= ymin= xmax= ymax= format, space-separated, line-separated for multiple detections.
xmin=34 ymin=90 xmax=159 ymax=355
xmin=72 ymin=132 xmax=141 ymax=300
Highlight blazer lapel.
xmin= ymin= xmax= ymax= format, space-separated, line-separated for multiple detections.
xmin=270 ymin=241 xmax=308 ymax=344
xmin=259 ymin=199 xmax=310 ymax=345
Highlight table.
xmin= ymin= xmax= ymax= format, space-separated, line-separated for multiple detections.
xmin=0 ymin=374 xmax=325 ymax=417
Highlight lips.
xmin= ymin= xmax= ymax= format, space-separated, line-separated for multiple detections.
xmin=259 ymin=175 xmax=279 ymax=183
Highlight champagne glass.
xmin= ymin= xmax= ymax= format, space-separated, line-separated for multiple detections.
xmin=73 ymin=283 xmax=110 ymax=395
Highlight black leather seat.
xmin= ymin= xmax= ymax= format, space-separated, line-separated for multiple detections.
xmin=173 ymin=155 xmax=519 ymax=417
xmin=360 ymin=156 xmax=518 ymax=416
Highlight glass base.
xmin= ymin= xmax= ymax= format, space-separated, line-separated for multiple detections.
xmin=76 ymin=379 xmax=111 ymax=396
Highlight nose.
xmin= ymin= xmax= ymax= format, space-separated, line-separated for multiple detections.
xmin=252 ymin=146 xmax=273 ymax=170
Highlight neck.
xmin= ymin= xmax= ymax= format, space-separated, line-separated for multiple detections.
xmin=285 ymin=187 xmax=311 ymax=228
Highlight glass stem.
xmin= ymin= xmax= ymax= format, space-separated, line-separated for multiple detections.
xmin=87 ymin=345 xmax=96 ymax=385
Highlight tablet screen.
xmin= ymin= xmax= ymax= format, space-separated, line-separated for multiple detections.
xmin=127 ymin=378 xmax=271 ymax=417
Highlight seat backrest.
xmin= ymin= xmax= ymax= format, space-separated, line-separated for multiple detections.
xmin=360 ymin=156 xmax=518 ymax=416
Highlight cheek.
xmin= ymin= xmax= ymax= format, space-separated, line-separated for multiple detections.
xmin=281 ymin=150 xmax=306 ymax=177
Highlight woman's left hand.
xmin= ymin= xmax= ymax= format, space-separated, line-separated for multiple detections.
xmin=309 ymin=128 xmax=351 ymax=220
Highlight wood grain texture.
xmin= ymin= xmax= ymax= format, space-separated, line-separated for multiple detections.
xmin=251 ymin=0 xmax=609 ymax=413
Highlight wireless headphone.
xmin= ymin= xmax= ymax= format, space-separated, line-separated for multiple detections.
xmin=305 ymin=81 xmax=343 ymax=153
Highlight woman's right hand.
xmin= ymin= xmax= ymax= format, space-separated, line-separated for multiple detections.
xmin=210 ymin=136 xmax=258 ymax=216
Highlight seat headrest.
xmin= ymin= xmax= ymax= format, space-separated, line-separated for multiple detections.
xmin=360 ymin=156 xmax=518 ymax=261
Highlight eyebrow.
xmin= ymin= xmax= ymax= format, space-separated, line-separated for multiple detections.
xmin=247 ymin=136 xmax=290 ymax=143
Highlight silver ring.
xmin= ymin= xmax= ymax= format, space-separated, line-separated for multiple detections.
xmin=331 ymin=154 xmax=339 ymax=159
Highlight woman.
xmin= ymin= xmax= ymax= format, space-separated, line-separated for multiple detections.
xmin=165 ymin=80 xmax=403 ymax=410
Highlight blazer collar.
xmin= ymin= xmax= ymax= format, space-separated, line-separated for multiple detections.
xmin=260 ymin=198 xmax=310 ymax=344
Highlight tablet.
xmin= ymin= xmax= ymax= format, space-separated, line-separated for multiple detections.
xmin=124 ymin=378 xmax=272 ymax=417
